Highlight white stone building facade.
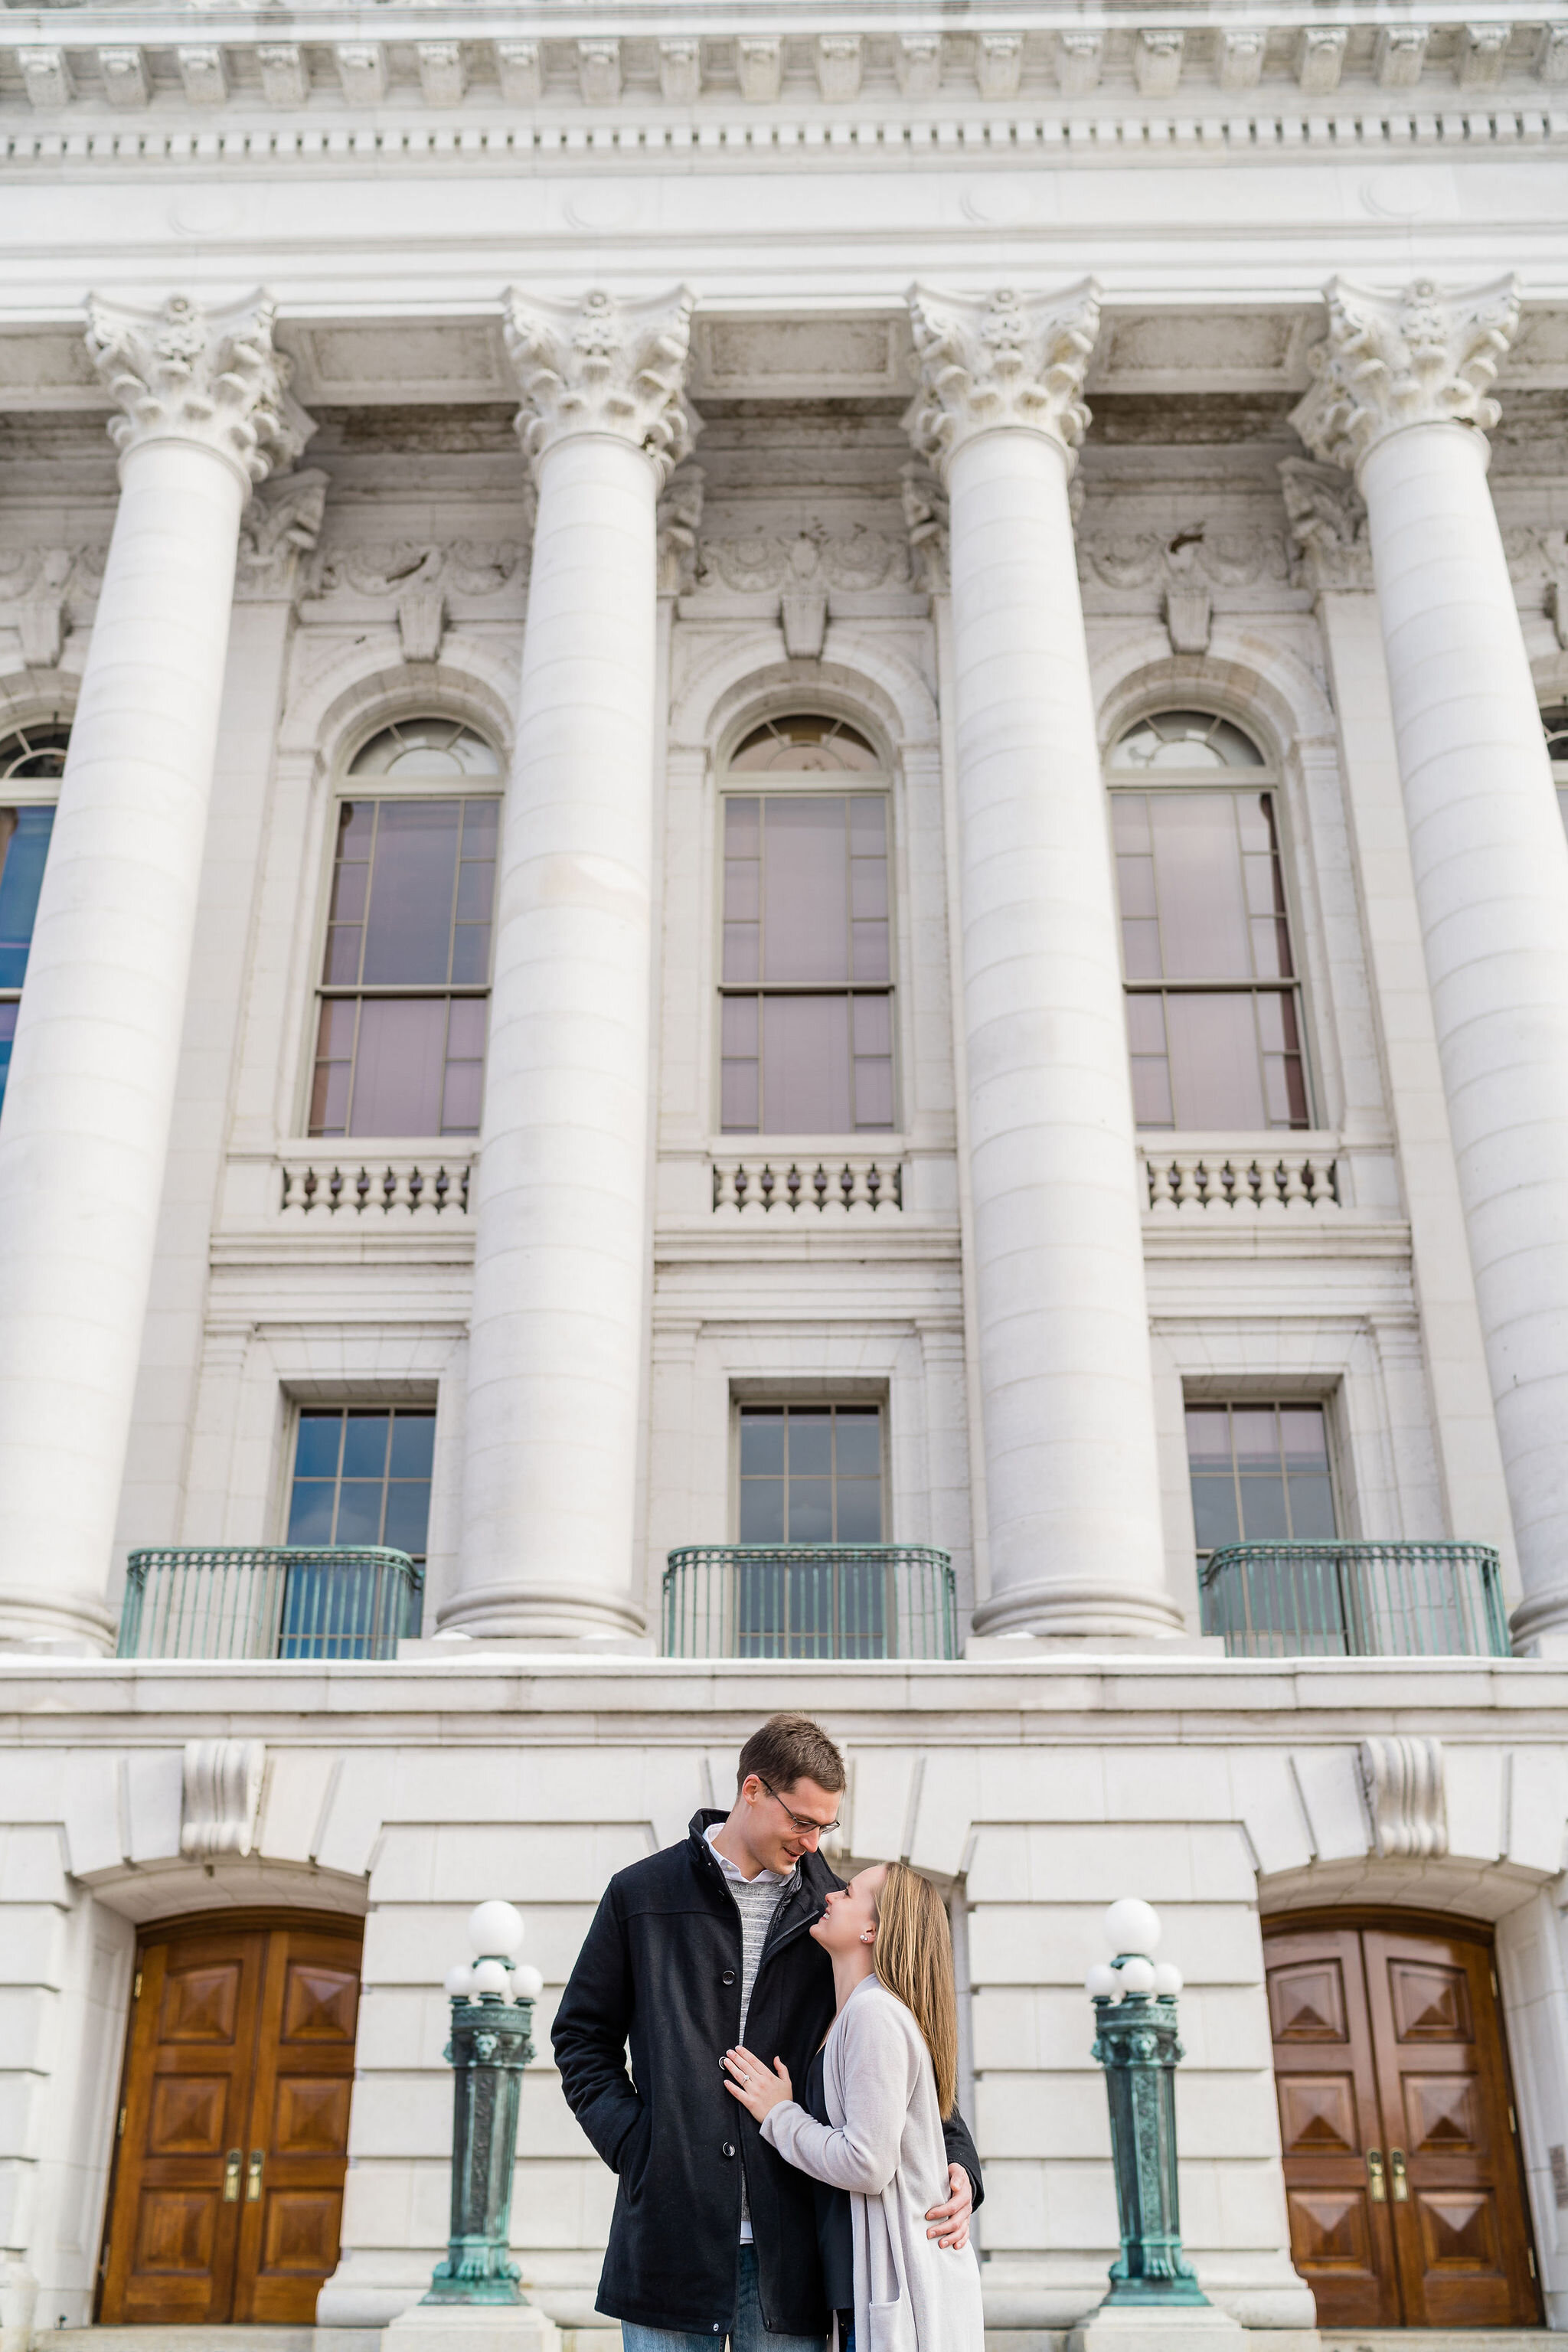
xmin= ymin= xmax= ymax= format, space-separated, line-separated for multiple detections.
xmin=5 ymin=4 xmax=1568 ymax=2347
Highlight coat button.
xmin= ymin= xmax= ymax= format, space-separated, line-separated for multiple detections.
xmin=723 ymin=2141 xmax=736 ymax=2158
xmin=721 ymin=1970 xmax=736 ymax=1985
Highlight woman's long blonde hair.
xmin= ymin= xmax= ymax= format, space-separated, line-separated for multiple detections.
xmin=871 ymin=1862 xmax=959 ymax=2115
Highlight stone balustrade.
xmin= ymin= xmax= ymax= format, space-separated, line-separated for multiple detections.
xmin=711 ymin=1154 xmax=904 ymax=1213
xmin=277 ymin=1149 xmax=473 ymax=1217
xmin=1142 ymin=1138 xmax=1341 ymax=1211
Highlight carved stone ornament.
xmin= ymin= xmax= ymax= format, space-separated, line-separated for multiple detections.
xmin=85 ymin=290 xmax=315 ymax=491
xmin=697 ymin=524 xmax=911 ymax=597
xmin=657 ymin=462 xmax=705 ymax=596
xmin=901 ymin=462 xmax=949 ymax=592
xmin=0 ymin=544 xmax=108 ymax=663
xmin=904 ymin=280 xmax=1102 ymax=482
xmin=1279 ymin=456 xmax=1373 ymax=592
xmin=236 ymin=466 xmax=328 ymax=600
xmin=1289 ymin=275 xmax=1521 ymax=475
xmin=501 ymin=285 xmax=698 ymax=489
xmin=1077 ymin=519 xmax=1288 ymax=595
xmin=181 ymin=1736 xmax=266 ymax=1860
xmin=307 ymin=540 xmax=528 ymax=602
xmin=1359 ymin=1734 xmax=1448 ymax=1858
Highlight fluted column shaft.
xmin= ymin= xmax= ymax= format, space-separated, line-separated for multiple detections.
xmin=0 ymin=293 xmax=310 ymax=1651
xmin=449 ymin=288 xmax=694 ymax=1643
xmin=907 ymin=286 xmax=1178 ymax=1639
xmin=1294 ymin=276 xmax=1568 ymax=1645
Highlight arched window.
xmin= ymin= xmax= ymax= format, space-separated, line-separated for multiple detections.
xmin=308 ymin=719 xmax=502 ymax=1139
xmin=718 ymin=713 xmax=894 ymax=1136
xmin=0 ymin=723 xmax=69 ymax=1119
xmin=1107 ymin=709 xmax=1309 ymax=1132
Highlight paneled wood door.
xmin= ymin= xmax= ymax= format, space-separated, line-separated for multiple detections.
xmin=1265 ymin=1913 xmax=1539 ymax=2328
xmin=100 ymin=1912 xmax=363 ymax=2326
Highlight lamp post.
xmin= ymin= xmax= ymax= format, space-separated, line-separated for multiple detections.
xmin=1068 ymin=1900 xmax=1246 ymax=2352
xmin=423 ymin=1900 xmax=546 ymax=2305
xmin=1084 ymin=1897 xmax=1205 ymax=2309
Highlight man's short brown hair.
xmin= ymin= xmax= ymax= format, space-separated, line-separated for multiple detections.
xmin=737 ymin=1713 xmax=846 ymax=1797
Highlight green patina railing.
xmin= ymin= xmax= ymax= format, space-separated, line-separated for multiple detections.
xmin=1200 ymin=1539 xmax=1508 ymax=1659
xmin=118 ymin=1546 xmax=423 ymax=1661
xmin=663 ymin=1544 xmax=956 ymax=1661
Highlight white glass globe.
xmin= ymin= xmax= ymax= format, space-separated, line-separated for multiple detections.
xmin=444 ymin=1963 xmax=474 ymax=1999
xmin=1152 ymin=1962 xmax=1184 ymax=1998
xmin=1118 ymin=1955 xmax=1156 ymax=1995
xmin=1085 ymin=1962 xmax=1121 ymax=2000
xmin=470 ymin=1957 xmax=512 ymax=2000
xmin=468 ymin=1900 xmax=525 ymax=1961
xmin=513 ymin=1964 xmax=544 ymax=2001
xmin=1103 ymin=1897 xmax=1161 ymax=1958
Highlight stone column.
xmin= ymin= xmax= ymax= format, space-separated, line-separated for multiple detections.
xmin=0 ymin=292 xmax=312 ymax=1652
xmin=446 ymin=288 xmax=694 ymax=1645
xmin=905 ymin=285 xmax=1180 ymax=1641
xmin=1292 ymin=276 xmax=1568 ymax=1648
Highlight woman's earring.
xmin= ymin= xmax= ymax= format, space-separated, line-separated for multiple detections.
xmin=861 ymin=1930 xmax=874 ymax=1944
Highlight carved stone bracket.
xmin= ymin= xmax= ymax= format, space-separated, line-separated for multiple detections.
xmin=1359 ymin=1734 xmax=1448 ymax=1858
xmin=1279 ymin=456 xmax=1373 ymax=593
xmin=657 ymin=461 xmax=704 ymax=597
xmin=85 ymin=289 xmax=315 ymax=488
xmin=237 ymin=466 xmax=328 ymax=603
xmin=181 ymin=1736 xmax=266 ymax=1859
xmin=904 ymin=279 xmax=1102 ymax=480
xmin=1290 ymin=275 xmax=1521 ymax=474
xmin=502 ymin=284 xmax=697 ymax=489
xmin=900 ymin=462 xmax=949 ymax=593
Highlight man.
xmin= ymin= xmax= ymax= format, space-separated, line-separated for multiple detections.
xmin=553 ymin=1712 xmax=982 ymax=2349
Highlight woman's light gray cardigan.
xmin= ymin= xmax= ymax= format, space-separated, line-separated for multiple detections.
xmin=760 ymin=1978 xmax=984 ymax=2352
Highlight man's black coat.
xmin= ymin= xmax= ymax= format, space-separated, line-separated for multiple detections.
xmin=552 ymin=1810 xmax=983 ymax=2338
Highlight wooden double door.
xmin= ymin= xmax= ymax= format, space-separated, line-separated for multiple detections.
xmin=100 ymin=1912 xmax=363 ymax=2325
xmin=1266 ymin=1913 xmax=1540 ymax=2328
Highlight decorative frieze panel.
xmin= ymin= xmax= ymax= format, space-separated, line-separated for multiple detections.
xmin=696 ymin=525 xmax=913 ymax=596
xmin=0 ymin=543 xmax=109 ymax=663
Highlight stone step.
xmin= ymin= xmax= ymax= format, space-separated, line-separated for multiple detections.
xmin=1321 ymin=2335 xmax=1558 ymax=2351
xmin=44 ymin=2336 xmax=314 ymax=2352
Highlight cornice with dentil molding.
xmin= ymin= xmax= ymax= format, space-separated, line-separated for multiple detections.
xmin=502 ymin=285 xmax=697 ymax=490
xmin=1289 ymin=274 xmax=1521 ymax=474
xmin=903 ymin=280 xmax=1102 ymax=482
xmin=1277 ymin=456 xmax=1373 ymax=591
xmin=84 ymin=290 xmax=315 ymax=489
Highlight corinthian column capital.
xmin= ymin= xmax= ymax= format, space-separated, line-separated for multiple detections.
xmin=85 ymin=289 xmax=315 ymax=489
xmin=903 ymin=280 xmax=1102 ymax=482
xmin=502 ymin=286 xmax=697 ymax=487
xmin=1290 ymin=274 xmax=1521 ymax=473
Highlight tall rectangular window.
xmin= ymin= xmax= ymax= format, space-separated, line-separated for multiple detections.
xmin=720 ymin=795 xmax=894 ymax=1134
xmin=309 ymin=797 xmax=498 ymax=1138
xmin=737 ymin=1403 xmax=884 ymax=1542
xmin=1185 ymin=1401 xmax=1337 ymax=1556
xmin=0 ymin=803 xmax=57 ymax=1119
xmin=1113 ymin=790 xmax=1308 ymax=1130
xmin=281 ymin=1406 xmax=435 ymax=1655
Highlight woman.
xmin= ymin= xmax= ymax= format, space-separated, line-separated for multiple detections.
xmin=723 ymin=1861 xmax=984 ymax=2352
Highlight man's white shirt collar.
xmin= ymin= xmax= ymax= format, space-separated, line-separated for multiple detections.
xmin=704 ymin=1822 xmax=793 ymax=1886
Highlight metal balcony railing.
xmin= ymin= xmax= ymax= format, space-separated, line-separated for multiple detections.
xmin=118 ymin=1546 xmax=423 ymax=1662
xmin=663 ymin=1544 xmax=956 ymax=1661
xmin=1200 ymin=1540 xmax=1509 ymax=1660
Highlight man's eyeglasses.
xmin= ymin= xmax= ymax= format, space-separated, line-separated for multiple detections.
xmin=756 ymin=1775 xmax=840 ymax=1838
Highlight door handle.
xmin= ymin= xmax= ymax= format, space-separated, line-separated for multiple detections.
xmin=1389 ymin=2148 xmax=1409 ymax=2202
xmin=223 ymin=2151 xmax=242 ymax=2203
xmin=1367 ymin=2148 xmax=1387 ymax=2203
xmin=246 ymin=2151 xmax=264 ymax=2203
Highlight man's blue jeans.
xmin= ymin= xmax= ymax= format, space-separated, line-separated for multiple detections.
xmin=619 ymin=2243 xmax=827 ymax=2352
